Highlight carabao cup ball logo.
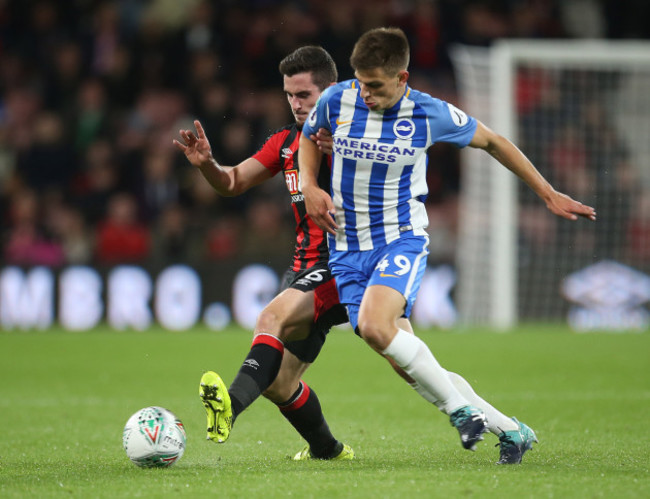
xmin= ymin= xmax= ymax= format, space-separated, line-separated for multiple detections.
xmin=393 ymin=118 xmax=415 ymax=139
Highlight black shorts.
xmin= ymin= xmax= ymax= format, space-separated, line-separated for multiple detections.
xmin=280 ymin=263 xmax=348 ymax=363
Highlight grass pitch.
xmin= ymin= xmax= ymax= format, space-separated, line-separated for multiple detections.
xmin=1 ymin=324 xmax=648 ymax=498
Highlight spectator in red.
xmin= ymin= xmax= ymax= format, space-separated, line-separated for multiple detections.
xmin=95 ymin=192 xmax=150 ymax=264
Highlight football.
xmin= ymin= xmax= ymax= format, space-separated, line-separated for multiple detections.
xmin=122 ymin=406 xmax=186 ymax=468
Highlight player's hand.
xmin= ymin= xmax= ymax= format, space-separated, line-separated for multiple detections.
xmin=546 ymin=190 xmax=596 ymax=221
xmin=302 ymin=183 xmax=338 ymax=235
xmin=311 ymin=128 xmax=333 ymax=156
xmin=173 ymin=120 xmax=214 ymax=168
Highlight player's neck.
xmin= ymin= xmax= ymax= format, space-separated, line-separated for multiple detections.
xmin=383 ymin=86 xmax=407 ymax=111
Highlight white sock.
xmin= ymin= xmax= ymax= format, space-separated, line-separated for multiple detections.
xmin=382 ymin=329 xmax=468 ymax=414
xmin=409 ymin=380 xmax=440 ymax=406
xmin=446 ymin=371 xmax=519 ymax=434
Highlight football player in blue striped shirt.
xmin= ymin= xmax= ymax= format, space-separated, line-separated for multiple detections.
xmin=300 ymin=27 xmax=595 ymax=463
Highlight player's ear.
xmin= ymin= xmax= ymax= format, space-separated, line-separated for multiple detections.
xmin=397 ymin=70 xmax=409 ymax=85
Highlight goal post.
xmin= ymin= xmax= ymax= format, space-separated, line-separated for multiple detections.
xmin=450 ymin=40 xmax=650 ymax=329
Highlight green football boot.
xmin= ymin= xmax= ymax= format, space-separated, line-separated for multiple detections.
xmin=449 ymin=405 xmax=488 ymax=451
xmin=199 ymin=371 xmax=232 ymax=443
xmin=496 ymin=417 xmax=538 ymax=464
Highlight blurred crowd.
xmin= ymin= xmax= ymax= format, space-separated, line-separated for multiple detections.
xmin=1 ymin=0 xmax=648 ymax=270
xmin=516 ymin=67 xmax=650 ymax=266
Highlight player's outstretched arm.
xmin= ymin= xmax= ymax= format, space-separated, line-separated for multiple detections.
xmin=173 ymin=119 xmax=272 ymax=197
xmin=298 ymin=133 xmax=338 ymax=235
xmin=469 ymin=121 xmax=596 ymax=221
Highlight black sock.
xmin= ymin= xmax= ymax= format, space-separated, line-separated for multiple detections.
xmin=228 ymin=334 xmax=284 ymax=422
xmin=278 ymin=381 xmax=342 ymax=459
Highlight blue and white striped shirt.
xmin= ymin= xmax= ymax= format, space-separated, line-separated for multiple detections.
xmin=303 ymin=79 xmax=477 ymax=251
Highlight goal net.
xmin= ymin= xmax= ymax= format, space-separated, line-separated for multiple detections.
xmin=450 ymin=41 xmax=650 ymax=328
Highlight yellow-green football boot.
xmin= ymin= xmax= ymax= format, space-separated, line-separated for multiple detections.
xmin=199 ymin=371 xmax=232 ymax=443
xmin=292 ymin=443 xmax=355 ymax=461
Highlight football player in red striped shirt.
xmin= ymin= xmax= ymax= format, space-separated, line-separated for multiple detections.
xmin=174 ymin=46 xmax=353 ymax=460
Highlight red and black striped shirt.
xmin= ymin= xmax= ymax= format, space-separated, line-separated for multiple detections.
xmin=252 ymin=124 xmax=330 ymax=271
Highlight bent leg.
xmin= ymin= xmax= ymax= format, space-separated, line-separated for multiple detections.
xmin=228 ymin=288 xmax=315 ymax=421
xmin=358 ymin=284 xmax=468 ymax=414
xmin=264 ymin=351 xmax=344 ymax=459
xmin=386 ymin=318 xmax=518 ymax=433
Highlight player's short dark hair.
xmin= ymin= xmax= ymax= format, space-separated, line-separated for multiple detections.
xmin=279 ymin=46 xmax=338 ymax=91
xmin=350 ymin=27 xmax=410 ymax=76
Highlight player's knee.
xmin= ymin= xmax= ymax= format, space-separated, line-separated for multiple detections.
xmin=357 ymin=316 xmax=391 ymax=351
xmin=255 ymin=308 xmax=282 ymax=336
xmin=255 ymin=308 xmax=301 ymax=341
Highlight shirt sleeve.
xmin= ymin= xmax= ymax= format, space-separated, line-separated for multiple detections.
xmin=426 ymin=98 xmax=477 ymax=148
xmin=251 ymin=131 xmax=285 ymax=175
xmin=301 ymin=86 xmax=337 ymax=139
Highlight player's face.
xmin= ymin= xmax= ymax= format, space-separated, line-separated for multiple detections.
xmin=355 ymin=67 xmax=409 ymax=111
xmin=283 ymin=72 xmax=322 ymax=126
